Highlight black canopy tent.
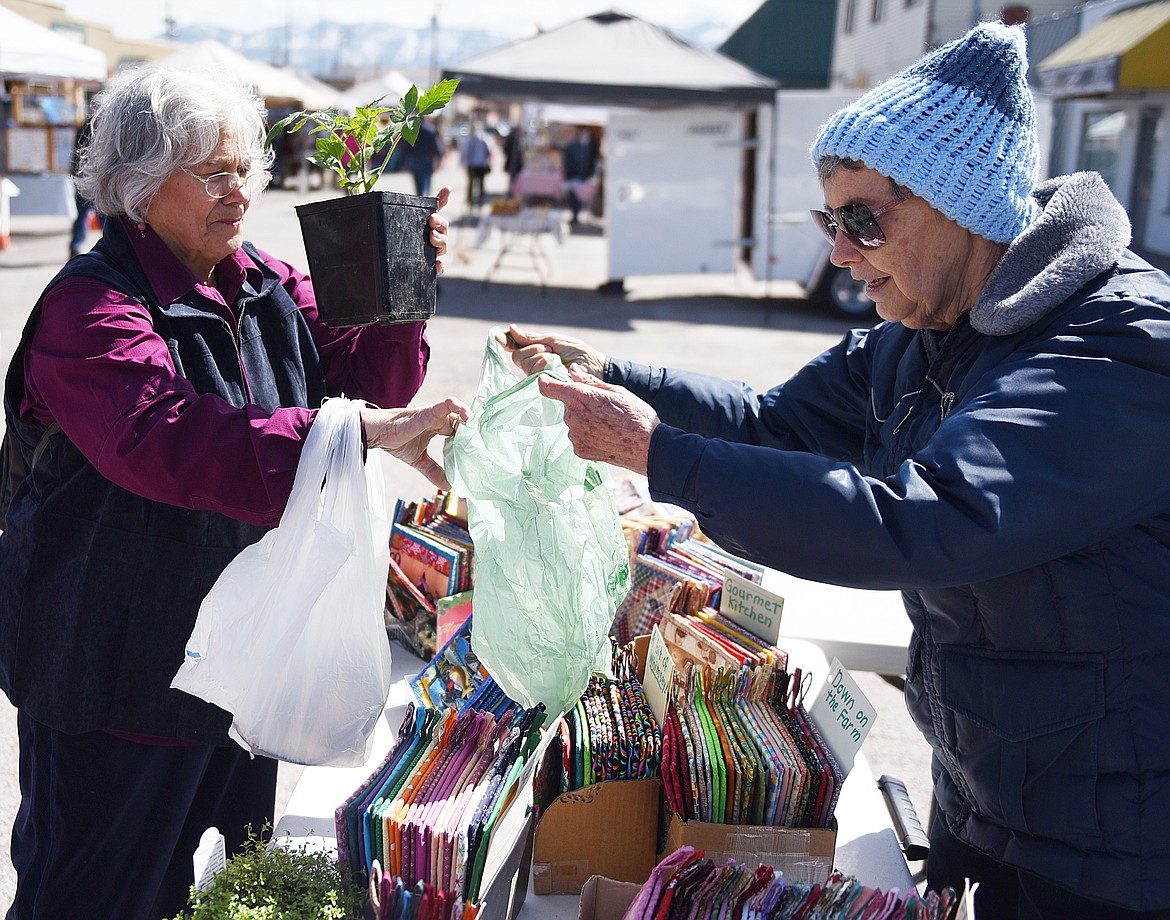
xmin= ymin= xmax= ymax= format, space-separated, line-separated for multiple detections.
xmin=442 ymin=10 xmax=777 ymax=108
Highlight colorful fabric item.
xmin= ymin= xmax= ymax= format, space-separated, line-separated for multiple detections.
xmin=621 ymin=854 xmax=963 ymax=920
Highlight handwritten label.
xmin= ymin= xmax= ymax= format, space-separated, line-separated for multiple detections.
xmin=719 ymin=572 xmax=784 ymax=646
xmin=643 ymin=625 xmax=676 ymax=726
xmin=808 ymin=657 xmax=876 ymax=773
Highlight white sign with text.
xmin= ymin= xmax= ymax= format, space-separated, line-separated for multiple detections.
xmin=718 ymin=571 xmax=784 ymax=646
xmin=643 ymin=624 xmax=676 ymax=726
xmin=808 ymin=657 xmax=876 ymax=773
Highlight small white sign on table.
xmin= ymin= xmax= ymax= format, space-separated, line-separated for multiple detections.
xmin=642 ymin=624 xmax=675 ymax=726
xmin=719 ymin=571 xmax=785 ymax=647
xmin=808 ymin=656 xmax=877 ymax=773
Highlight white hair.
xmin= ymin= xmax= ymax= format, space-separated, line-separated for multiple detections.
xmin=76 ymin=65 xmax=274 ymax=222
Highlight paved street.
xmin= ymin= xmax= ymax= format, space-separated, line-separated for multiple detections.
xmin=0 ymin=156 xmax=933 ymax=910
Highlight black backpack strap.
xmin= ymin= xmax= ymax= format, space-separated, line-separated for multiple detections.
xmin=30 ymin=421 xmax=62 ymax=470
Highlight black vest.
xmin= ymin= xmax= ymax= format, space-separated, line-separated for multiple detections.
xmin=0 ymin=219 xmax=327 ymax=742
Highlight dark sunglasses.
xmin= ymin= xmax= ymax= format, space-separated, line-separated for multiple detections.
xmin=810 ymin=189 xmax=910 ymax=249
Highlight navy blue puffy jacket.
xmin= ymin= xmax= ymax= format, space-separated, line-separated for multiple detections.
xmin=609 ymin=173 xmax=1170 ymax=910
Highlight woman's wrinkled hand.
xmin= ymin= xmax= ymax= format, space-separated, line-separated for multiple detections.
xmin=495 ymin=323 xmax=607 ymax=379
xmin=537 ymin=365 xmax=657 ymax=475
xmin=430 ymin=186 xmax=452 ymax=276
xmin=360 ymin=396 xmax=470 ymax=489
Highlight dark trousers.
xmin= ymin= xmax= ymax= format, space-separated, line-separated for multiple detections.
xmin=465 ymin=166 xmax=489 ymax=206
xmin=70 ymin=192 xmax=92 ymax=256
xmin=6 ymin=711 xmax=278 ymax=920
xmin=70 ymin=192 xmax=105 ymax=257
xmin=409 ymin=160 xmax=435 ymax=198
xmin=927 ymin=811 xmax=1170 ymax=920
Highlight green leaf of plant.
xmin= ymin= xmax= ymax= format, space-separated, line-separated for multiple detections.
xmin=316 ymin=135 xmax=347 ymax=162
xmin=400 ymin=116 xmax=420 ymax=146
xmin=265 ymin=114 xmax=296 ymax=145
xmin=403 ymin=85 xmax=420 ymax=114
xmin=418 ymin=79 xmax=459 ymax=116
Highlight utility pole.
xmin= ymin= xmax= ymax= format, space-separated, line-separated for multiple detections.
xmin=281 ymin=0 xmax=293 ymax=68
xmin=428 ymin=1 xmax=441 ymax=87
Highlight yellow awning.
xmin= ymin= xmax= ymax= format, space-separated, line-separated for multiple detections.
xmin=1038 ymin=0 xmax=1170 ymax=96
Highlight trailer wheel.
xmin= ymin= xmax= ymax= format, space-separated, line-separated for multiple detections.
xmin=816 ymin=266 xmax=875 ymax=319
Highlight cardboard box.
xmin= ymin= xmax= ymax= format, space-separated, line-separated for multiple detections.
xmin=532 ymin=775 xmax=662 ymax=894
xmin=577 ymin=875 xmax=643 ymax=920
xmin=532 ymin=635 xmax=660 ymax=895
xmin=661 ymin=815 xmax=836 ymax=887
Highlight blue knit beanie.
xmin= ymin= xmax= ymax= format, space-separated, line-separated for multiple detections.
xmin=810 ymin=21 xmax=1040 ymax=243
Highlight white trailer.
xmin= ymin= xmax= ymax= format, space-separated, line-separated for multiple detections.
xmin=752 ymin=90 xmax=874 ymax=317
xmin=602 ymin=90 xmax=874 ymax=317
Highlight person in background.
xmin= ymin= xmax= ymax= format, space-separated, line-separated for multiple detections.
xmin=406 ymin=120 xmax=446 ymax=198
xmin=460 ymin=121 xmax=491 ymax=208
xmin=560 ymin=125 xmax=598 ymax=225
xmin=503 ymin=124 xmax=525 ymax=195
xmin=68 ymin=114 xmax=102 ymax=259
xmin=501 ymin=22 xmax=1170 ymax=919
xmin=0 ymin=64 xmax=467 ymax=920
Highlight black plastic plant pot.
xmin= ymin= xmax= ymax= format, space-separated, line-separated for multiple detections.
xmin=294 ymin=190 xmax=438 ymax=327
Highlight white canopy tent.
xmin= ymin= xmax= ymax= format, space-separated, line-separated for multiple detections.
xmin=345 ymin=70 xmax=414 ymax=109
xmin=0 ymin=5 xmax=106 ymax=81
xmin=523 ymin=102 xmax=610 ymax=126
xmin=154 ymin=40 xmax=342 ymax=109
xmin=284 ymin=68 xmax=353 ymax=112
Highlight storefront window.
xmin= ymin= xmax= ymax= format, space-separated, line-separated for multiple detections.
xmin=1079 ymin=109 xmax=1125 ymax=193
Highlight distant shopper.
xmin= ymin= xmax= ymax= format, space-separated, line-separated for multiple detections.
xmin=68 ymin=116 xmax=102 ymax=259
xmin=503 ymin=125 xmax=525 ymax=194
xmin=460 ymin=122 xmax=492 ymax=207
xmin=406 ymin=121 xmax=446 ymax=198
xmin=561 ymin=126 xmax=599 ymax=225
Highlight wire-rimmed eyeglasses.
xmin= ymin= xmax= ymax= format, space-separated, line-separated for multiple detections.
xmin=180 ymin=167 xmax=259 ymax=199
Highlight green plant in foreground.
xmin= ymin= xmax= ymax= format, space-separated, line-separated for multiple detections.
xmin=267 ymin=80 xmax=459 ymax=196
xmin=167 ymin=828 xmax=366 ymax=920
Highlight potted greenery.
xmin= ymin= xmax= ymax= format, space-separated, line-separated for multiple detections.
xmin=268 ymin=80 xmax=459 ymax=327
xmin=167 ymin=828 xmax=367 ymax=919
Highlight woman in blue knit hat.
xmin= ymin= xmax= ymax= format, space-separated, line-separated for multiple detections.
xmin=500 ymin=20 xmax=1170 ymax=919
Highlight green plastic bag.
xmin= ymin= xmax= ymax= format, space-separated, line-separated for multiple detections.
xmin=444 ymin=330 xmax=630 ymax=716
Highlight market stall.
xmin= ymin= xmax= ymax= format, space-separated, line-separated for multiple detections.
xmin=264 ymin=485 xmax=922 ymax=920
xmin=0 ymin=5 xmax=107 ymax=217
xmin=273 ymin=637 xmax=916 ymax=920
xmin=442 ymin=12 xmax=777 ymax=283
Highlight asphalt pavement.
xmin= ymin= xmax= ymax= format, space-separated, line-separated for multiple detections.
xmin=0 ymin=156 xmax=934 ymax=910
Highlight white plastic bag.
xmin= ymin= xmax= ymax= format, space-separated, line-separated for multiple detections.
xmin=171 ymin=397 xmax=392 ymax=766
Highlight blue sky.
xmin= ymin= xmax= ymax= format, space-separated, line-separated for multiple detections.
xmin=64 ymin=0 xmax=763 ymax=44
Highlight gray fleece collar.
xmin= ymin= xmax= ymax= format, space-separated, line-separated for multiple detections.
xmin=971 ymin=172 xmax=1131 ymax=336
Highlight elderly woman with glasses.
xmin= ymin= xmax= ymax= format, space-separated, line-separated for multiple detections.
xmin=500 ymin=22 xmax=1170 ymax=920
xmin=0 ymin=65 xmax=467 ymax=918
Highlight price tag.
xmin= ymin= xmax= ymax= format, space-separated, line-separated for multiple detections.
xmin=719 ymin=571 xmax=784 ymax=646
xmin=642 ymin=624 xmax=676 ymax=726
xmin=808 ymin=657 xmax=876 ymax=773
